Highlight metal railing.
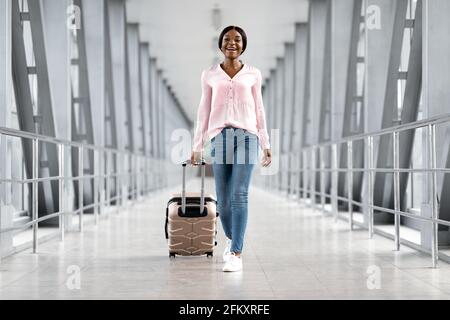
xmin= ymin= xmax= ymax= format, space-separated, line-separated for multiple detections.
xmin=263 ymin=113 xmax=450 ymax=268
xmin=0 ymin=126 xmax=170 ymax=263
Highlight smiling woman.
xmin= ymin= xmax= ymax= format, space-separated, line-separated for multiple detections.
xmin=191 ymin=25 xmax=272 ymax=273
xmin=218 ymin=25 xmax=247 ymax=57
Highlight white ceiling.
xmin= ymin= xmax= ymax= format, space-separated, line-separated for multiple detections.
xmin=126 ymin=0 xmax=309 ymax=122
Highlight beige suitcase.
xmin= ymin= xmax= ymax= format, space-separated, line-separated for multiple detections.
xmin=165 ymin=160 xmax=218 ymax=258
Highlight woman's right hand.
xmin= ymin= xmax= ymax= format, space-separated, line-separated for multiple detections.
xmin=191 ymin=151 xmax=202 ymax=166
xmin=261 ymin=149 xmax=272 ymax=167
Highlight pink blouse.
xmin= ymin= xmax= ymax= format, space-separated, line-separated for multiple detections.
xmin=192 ymin=63 xmax=271 ymax=153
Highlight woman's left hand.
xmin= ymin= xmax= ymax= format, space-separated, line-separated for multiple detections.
xmin=261 ymin=149 xmax=272 ymax=167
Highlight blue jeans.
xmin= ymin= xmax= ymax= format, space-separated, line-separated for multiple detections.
xmin=210 ymin=126 xmax=259 ymax=254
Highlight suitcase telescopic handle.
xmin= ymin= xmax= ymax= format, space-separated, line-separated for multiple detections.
xmin=181 ymin=159 xmax=206 ymax=215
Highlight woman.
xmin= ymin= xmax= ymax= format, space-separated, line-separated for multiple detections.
xmin=191 ymin=25 xmax=272 ymax=272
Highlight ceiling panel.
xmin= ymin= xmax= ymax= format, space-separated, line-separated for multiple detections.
xmin=126 ymin=0 xmax=309 ymax=122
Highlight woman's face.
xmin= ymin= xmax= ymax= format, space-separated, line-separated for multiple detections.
xmin=221 ymin=29 xmax=243 ymax=59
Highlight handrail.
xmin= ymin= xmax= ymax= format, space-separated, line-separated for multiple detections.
xmin=302 ymin=188 xmax=450 ymax=227
xmin=0 ymin=125 xmax=175 ymax=263
xmin=0 ymin=126 xmax=141 ymax=155
xmin=299 ymin=112 xmax=450 ymax=149
xmin=262 ymin=113 xmax=450 ymax=268
xmin=0 ymin=193 xmax=126 ymax=233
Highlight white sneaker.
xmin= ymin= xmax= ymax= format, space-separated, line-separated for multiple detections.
xmin=222 ymin=253 xmax=243 ymax=272
xmin=223 ymin=239 xmax=232 ymax=262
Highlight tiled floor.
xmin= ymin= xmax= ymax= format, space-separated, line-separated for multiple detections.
xmin=1 ymin=177 xmax=450 ymax=300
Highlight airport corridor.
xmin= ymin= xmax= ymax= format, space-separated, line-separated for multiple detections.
xmin=2 ymin=0 xmax=450 ymax=302
xmin=1 ymin=177 xmax=450 ymax=300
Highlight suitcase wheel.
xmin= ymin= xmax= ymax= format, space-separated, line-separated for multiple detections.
xmin=206 ymin=252 xmax=213 ymax=259
xmin=169 ymin=253 xmax=176 ymax=259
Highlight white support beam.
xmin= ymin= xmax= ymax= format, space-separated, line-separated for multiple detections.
xmin=0 ymin=0 xmax=12 ymax=259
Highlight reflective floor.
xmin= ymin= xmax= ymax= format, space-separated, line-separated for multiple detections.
xmin=1 ymin=177 xmax=450 ymax=300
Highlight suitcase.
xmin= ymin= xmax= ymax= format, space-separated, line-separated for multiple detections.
xmin=165 ymin=159 xmax=218 ymax=258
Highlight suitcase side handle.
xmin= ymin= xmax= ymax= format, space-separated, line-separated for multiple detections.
xmin=181 ymin=159 xmax=206 ymax=166
xmin=181 ymin=159 xmax=206 ymax=215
